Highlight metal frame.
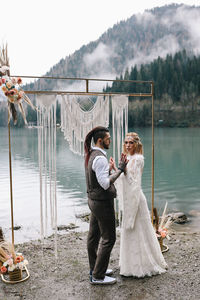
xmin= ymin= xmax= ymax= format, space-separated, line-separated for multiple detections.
xmin=8 ymin=75 xmax=155 ymax=246
xmin=12 ymin=74 xmax=153 ymax=97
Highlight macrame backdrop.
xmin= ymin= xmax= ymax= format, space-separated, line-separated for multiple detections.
xmin=36 ymin=94 xmax=58 ymax=257
xmin=60 ymin=95 xmax=109 ymax=155
xmin=36 ymin=93 xmax=128 ymax=250
xmin=112 ymin=95 xmax=128 ymax=163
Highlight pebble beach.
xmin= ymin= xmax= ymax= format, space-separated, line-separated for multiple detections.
xmin=0 ymin=223 xmax=199 ymax=300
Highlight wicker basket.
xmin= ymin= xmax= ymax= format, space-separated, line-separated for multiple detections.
xmin=9 ymin=269 xmax=22 ymax=281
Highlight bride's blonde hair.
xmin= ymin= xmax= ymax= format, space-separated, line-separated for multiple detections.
xmin=123 ymin=132 xmax=143 ymax=155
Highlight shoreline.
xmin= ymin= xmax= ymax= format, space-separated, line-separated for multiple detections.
xmin=0 ymin=227 xmax=200 ymax=300
xmin=3 ymin=210 xmax=200 ymax=245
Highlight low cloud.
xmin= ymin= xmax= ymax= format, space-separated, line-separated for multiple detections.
xmin=173 ymin=5 xmax=200 ymax=54
xmin=83 ymin=42 xmax=118 ymax=78
xmin=84 ymin=42 xmax=112 ymax=67
xmin=135 ymin=11 xmax=156 ymax=26
xmin=61 ymin=5 xmax=200 ymax=90
xmin=127 ymin=34 xmax=180 ymax=69
xmin=56 ymin=72 xmax=115 ymax=93
xmin=160 ymin=5 xmax=200 ymax=54
xmin=126 ymin=5 xmax=200 ymax=71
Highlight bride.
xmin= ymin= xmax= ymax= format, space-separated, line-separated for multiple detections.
xmin=116 ymin=132 xmax=167 ymax=277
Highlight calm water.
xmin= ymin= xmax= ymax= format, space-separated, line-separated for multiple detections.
xmin=0 ymin=127 xmax=200 ymax=243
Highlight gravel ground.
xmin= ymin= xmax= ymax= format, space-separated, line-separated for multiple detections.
xmin=0 ymin=226 xmax=200 ymax=300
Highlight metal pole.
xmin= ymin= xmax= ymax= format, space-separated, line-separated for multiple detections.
xmin=10 ymin=74 xmax=153 ymax=84
xmin=5 ymin=61 xmax=15 ymax=246
xmin=86 ymin=79 xmax=89 ymax=93
xmin=8 ymin=119 xmax=15 ymax=246
xmin=25 ymin=90 xmax=152 ymax=97
xmin=151 ymin=82 xmax=155 ymax=224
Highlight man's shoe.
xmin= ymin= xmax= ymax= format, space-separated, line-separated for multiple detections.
xmin=105 ymin=269 xmax=113 ymax=276
xmin=90 ymin=275 xmax=117 ymax=285
xmin=90 ymin=268 xmax=113 ymax=278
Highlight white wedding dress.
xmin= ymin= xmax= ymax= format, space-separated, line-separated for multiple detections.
xmin=117 ymin=154 xmax=167 ymax=277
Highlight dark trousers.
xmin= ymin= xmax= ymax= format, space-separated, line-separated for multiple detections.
xmin=87 ymin=198 xmax=116 ymax=279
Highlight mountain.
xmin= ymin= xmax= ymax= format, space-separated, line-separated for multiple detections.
xmin=24 ymin=3 xmax=200 ymax=92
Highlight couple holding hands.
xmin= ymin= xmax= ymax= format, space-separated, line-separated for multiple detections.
xmin=84 ymin=126 xmax=167 ymax=285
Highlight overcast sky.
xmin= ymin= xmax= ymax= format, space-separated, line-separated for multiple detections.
xmin=0 ymin=0 xmax=199 ymax=82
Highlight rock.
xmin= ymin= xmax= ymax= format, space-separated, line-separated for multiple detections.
xmin=188 ymin=210 xmax=200 ymax=217
xmin=57 ymin=223 xmax=79 ymax=231
xmin=168 ymin=212 xmax=188 ymax=224
xmin=75 ymin=212 xmax=90 ymax=223
xmin=43 ymin=246 xmax=53 ymax=250
xmin=31 ymin=285 xmax=37 ymax=290
xmin=12 ymin=225 xmax=22 ymax=230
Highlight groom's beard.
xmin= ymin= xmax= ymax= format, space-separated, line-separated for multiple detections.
xmin=101 ymin=140 xmax=110 ymax=150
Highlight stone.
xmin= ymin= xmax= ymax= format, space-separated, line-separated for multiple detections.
xmin=188 ymin=210 xmax=200 ymax=217
xmin=167 ymin=212 xmax=188 ymax=224
xmin=57 ymin=223 xmax=79 ymax=231
xmin=13 ymin=225 xmax=21 ymax=230
xmin=75 ymin=212 xmax=90 ymax=223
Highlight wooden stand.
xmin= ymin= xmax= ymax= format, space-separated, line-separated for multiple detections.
xmin=158 ymin=236 xmax=169 ymax=253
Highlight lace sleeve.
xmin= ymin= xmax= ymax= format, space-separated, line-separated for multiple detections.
xmin=127 ymin=154 xmax=144 ymax=187
xmin=122 ymin=154 xmax=144 ymax=229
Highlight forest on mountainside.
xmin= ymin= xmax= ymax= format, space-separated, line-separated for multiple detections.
xmin=104 ymin=50 xmax=200 ymax=127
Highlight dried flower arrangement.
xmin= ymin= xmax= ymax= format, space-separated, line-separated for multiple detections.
xmin=0 ymin=44 xmax=36 ymax=125
xmin=154 ymin=202 xmax=173 ymax=251
xmin=0 ymin=241 xmax=28 ymax=275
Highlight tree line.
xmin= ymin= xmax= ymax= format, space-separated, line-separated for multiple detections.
xmin=105 ymin=50 xmax=200 ymax=102
xmin=105 ymin=50 xmax=200 ymax=127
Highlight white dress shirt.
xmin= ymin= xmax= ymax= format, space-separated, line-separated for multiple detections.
xmin=92 ymin=146 xmax=110 ymax=190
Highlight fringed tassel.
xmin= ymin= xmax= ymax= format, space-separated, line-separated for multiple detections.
xmin=111 ymin=95 xmax=128 ymax=226
xmin=36 ymin=95 xmax=58 ymax=258
xmin=60 ymin=95 xmax=109 ymax=155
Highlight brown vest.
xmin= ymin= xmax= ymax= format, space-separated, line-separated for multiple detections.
xmin=85 ymin=149 xmax=116 ymax=200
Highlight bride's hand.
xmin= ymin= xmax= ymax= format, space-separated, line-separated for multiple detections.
xmin=109 ymin=157 xmax=117 ymax=171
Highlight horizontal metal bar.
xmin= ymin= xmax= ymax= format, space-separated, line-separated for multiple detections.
xmin=10 ymin=74 xmax=153 ymax=84
xmin=25 ymin=90 xmax=153 ymax=97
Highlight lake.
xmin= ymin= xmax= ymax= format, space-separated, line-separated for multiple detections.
xmin=0 ymin=127 xmax=200 ymax=243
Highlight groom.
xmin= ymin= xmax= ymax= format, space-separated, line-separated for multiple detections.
xmin=84 ymin=126 xmax=127 ymax=285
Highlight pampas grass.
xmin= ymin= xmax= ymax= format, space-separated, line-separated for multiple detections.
xmin=0 ymin=44 xmax=10 ymax=76
xmin=0 ymin=241 xmax=16 ymax=263
xmin=156 ymin=202 xmax=174 ymax=241
xmin=158 ymin=202 xmax=168 ymax=230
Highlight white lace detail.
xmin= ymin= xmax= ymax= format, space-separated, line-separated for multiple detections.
xmin=117 ymin=154 xmax=167 ymax=277
xmin=119 ymin=154 xmax=144 ymax=229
